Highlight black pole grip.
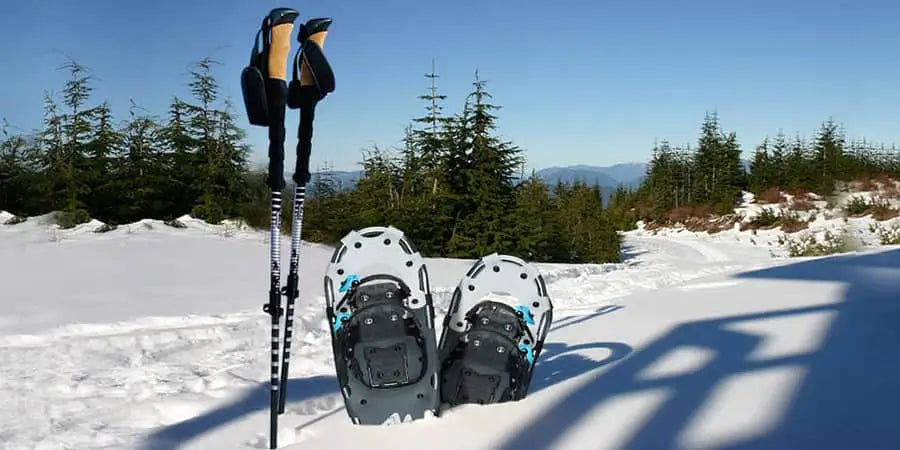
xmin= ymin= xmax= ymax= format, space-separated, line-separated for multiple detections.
xmin=293 ymin=93 xmax=316 ymax=186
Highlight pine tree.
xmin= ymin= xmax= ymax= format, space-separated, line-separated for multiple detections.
xmin=82 ymin=102 xmax=121 ymax=222
xmin=812 ymin=118 xmax=845 ymax=194
xmin=0 ymin=119 xmax=38 ymax=215
xmin=509 ymin=172 xmax=566 ymax=260
xmin=691 ymin=112 xmax=743 ymax=213
xmin=785 ymin=133 xmax=810 ymax=191
xmin=107 ymin=100 xmax=172 ymax=222
xmin=769 ymin=131 xmax=788 ymax=189
xmin=748 ymin=137 xmax=772 ymax=194
xmin=553 ymin=181 xmax=620 ymax=263
xmin=176 ymin=57 xmax=250 ymax=223
xmin=447 ymin=70 xmax=523 ymax=257
xmin=410 ymin=61 xmax=451 ymax=195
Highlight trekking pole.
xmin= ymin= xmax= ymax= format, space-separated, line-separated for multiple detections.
xmin=239 ymin=7 xmax=298 ymax=449
xmin=277 ymin=16 xmax=336 ymax=415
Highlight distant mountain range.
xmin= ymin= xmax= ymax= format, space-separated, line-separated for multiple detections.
xmin=308 ymin=163 xmax=650 ymax=201
xmin=309 ymin=160 xmax=753 ymax=200
xmin=533 ymin=163 xmax=648 ymax=189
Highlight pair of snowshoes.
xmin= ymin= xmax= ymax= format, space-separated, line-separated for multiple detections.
xmin=323 ymin=226 xmax=554 ymax=425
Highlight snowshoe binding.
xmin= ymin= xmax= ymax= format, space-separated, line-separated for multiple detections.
xmin=438 ymin=253 xmax=553 ymax=406
xmin=324 ymin=226 xmax=441 ymax=425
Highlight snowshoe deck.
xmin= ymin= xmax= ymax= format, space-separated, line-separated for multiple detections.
xmin=323 ymin=226 xmax=440 ymax=424
xmin=438 ymin=253 xmax=553 ymax=406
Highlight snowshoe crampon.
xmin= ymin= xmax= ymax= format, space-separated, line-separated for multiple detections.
xmin=324 ymin=226 xmax=440 ymax=425
xmin=438 ymin=253 xmax=553 ymax=406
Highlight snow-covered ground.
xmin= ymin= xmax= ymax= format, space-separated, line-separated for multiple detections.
xmin=638 ymin=187 xmax=900 ymax=257
xmin=1 ymin=212 xmax=898 ymax=449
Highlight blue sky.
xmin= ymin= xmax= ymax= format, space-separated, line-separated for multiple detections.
xmin=2 ymin=0 xmax=899 ymax=173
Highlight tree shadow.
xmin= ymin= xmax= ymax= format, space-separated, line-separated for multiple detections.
xmin=141 ymin=374 xmax=339 ymax=450
xmin=550 ymin=304 xmax=625 ymax=333
xmin=621 ymin=243 xmax=649 ymax=261
xmin=500 ymin=249 xmax=900 ymax=449
xmin=530 ymin=341 xmax=633 ymax=394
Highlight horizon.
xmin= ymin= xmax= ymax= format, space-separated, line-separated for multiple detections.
xmin=3 ymin=0 xmax=899 ymax=173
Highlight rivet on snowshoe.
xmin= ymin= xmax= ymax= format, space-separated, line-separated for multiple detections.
xmin=390 ymin=314 xmax=399 ymax=321
xmin=497 ymin=346 xmax=505 ymax=353
xmin=480 ymin=317 xmax=489 ymax=325
xmin=361 ymin=294 xmax=370 ymax=302
xmin=473 ymin=339 xmax=481 ymax=346
xmin=385 ymin=290 xmax=394 ymax=298
xmin=504 ymin=324 xmax=513 ymax=331
xmin=364 ymin=317 xmax=374 ymax=325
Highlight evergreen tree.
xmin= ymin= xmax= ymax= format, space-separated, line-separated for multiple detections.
xmin=82 ymin=102 xmax=121 ymax=221
xmin=447 ymin=70 xmax=523 ymax=257
xmin=509 ymin=172 xmax=566 ymax=260
xmin=410 ymin=61 xmax=451 ymax=195
xmin=0 ymin=119 xmax=38 ymax=215
xmin=691 ymin=112 xmax=743 ymax=213
xmin=177 ymin=57 xmax=250 ymax=223
xmin=748 ymin=137 xmax=772 ymax=194
xmin=553 ymin=181 xmax=621 ymax=263
xmin=784 ymin=133 xmax=810 ymax=190
xmin=106 ymin=100 xmax=172 ymax=222
xmin=812 ymin=118 xmax=845 ymax=194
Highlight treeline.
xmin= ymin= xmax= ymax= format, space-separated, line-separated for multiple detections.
xmin=7 ymin=57 xmax=897 ymax=263
xmin=0 ymin=57 xmax=256 ymax=227
xmin=298 ymin=69 xmax=621 ymax=263
xmin=0 ymin=58 xmax=621 ymax=263
xmin=618 ymin=113 xmax=900 ymax=224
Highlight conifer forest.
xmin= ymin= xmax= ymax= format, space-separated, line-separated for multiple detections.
xmin=2 ymin=57 xmax=899 ymax=263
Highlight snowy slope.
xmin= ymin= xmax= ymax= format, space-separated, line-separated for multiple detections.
xmin=1 ymin=214 xmax=898 ymax=449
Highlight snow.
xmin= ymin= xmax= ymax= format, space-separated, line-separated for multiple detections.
xmin=1 ymin=210 xmax=899 ymax=449
xmin=637 ymin=186 xmax=900 ymax=257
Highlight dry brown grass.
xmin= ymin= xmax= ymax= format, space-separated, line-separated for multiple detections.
xmin=757 ymin=187 xmax=786 ymax=204
xmin=785 ymin=187 xmax=814 ymax=198
xmin=850 ymin=178 xmax=878 ymax=192
xmin=681 ymin=214 xmax=740 ymax=234
xmin=665 ymin=205 xmax=711 ymax=224
xmin=787 ymin=198 xmax=816 ymax=211
xmin=871 ymin=201 xmax=900 ymax=221
xmin=779 ymin=213 xmax=811 ymax=233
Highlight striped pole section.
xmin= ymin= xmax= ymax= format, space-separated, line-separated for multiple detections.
xmin=278 ymin=184 xmax=306 ymax=413
xmin=268 ymin=191 xmax=283 ymax=447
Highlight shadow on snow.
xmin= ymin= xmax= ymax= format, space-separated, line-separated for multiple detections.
xmin=141 ymin=375 xmax=339 ymax=450
xmin=139 ymin=296 xmax=629 ymax=448
xmin=502 ymin=248 xmax=900 ymax=449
